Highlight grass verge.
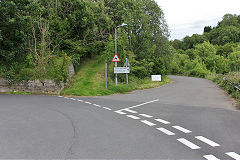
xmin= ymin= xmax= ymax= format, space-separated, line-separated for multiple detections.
xmin=61 ymin=57 xmax=171 ymax=96
xmin=206 ymin=72 xmax=240 ymax=107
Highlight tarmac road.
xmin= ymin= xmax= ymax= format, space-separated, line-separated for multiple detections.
xmin=0 ymin=75 xmax=239 ymax=159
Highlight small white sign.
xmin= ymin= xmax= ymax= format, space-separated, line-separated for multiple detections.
xmin=151 ymin=75 xmax=161 ymax=81
xmin=114 ymin=67 xmax=130 ymax=74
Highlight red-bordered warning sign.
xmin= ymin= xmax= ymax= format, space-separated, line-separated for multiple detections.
xmin=112 ymin=54 xmax=120 ymax=62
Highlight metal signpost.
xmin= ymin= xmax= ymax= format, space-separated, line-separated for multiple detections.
xmin=113 ymin=58 xmax=130 ymax=84
xmin=105 ymin=60 xmax=107 ymax=88
xmin=124 ymin=58 xmax=130 ymax=84
xmin=114 ymin=23 xmax=127 ymax=85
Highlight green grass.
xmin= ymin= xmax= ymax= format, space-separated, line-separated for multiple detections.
xmin=61 ymin=57 xmax=171 ymax=96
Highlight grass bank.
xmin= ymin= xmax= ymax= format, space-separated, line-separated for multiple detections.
xmin=61 ymin=57 xmax=171 ymax=96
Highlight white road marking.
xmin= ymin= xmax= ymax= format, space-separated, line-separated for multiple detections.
xmin=203 ymin=155 xmax=220 ymax=160
xmin=195 ymin=136 xmax=220 ymax=147
xmin=141 ymin=120 xmax=156 ymax=126
xmin=64 ymin=97 xmax=70 ymax=99
xmin=226 ymin=152 xmax=240 ymax=160
xmin=103 ymin=107 xmax=112 ymax=110
xmin=123 ymin=99 xmax=159 ymax=110
xmin=155 ymin=118 xmax=171 ymax=124
xmin=127 ymin=115 xmax=140 ymax=119
xmin=177 ymin=138 xmax=200 ymax=150
xmin=139 ymin=114 xmax=153 ymax=118
xmin=125 ymin=109 xmax=138 ymax=113
xmin=58 ymin=96 xmax=63 ymax=98
xmin=84 ymin=101 xmax=92 ymax=105
xmin=70 ymin=98 xmax=76 ymax=100
xmin=172 ymin=126 xmax=192 ymax=133
xmin=157 ymin=127 xmax=175 ymax=135
xmin=77 ymin=99 xmax=83 ymax=102
xmin=93 ymin=104 xmax=101 ymax=107
xmin=115 ymin=110 xmax=127 ymax=115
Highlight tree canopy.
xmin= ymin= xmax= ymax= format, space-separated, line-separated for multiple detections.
xmin=0 ymin=0 xmax=171 ymax=81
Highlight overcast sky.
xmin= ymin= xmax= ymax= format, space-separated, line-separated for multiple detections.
xmin=156 ymin=0 xmax=240 ymax=40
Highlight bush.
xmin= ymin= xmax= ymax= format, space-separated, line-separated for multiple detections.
xmin=208 ymin=72 xmax=240 ymax=106
xmin=189 ymin=62 xmax=209 ymax=78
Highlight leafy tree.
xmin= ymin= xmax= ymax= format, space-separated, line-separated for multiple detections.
xmin=193 ymin=41 xmax=216 ymax=59
xmin=215 ymin=43 xmax=234 ymax=57
xmin=218 ymin=14 xmax=240 ymax=28
xmin=204 ymin=26 xmax=212 ymax=33
xmin=0 ymin=0 xmax=29 ymax=65
xmin=229 ymin=51 xmax=240 ymax=72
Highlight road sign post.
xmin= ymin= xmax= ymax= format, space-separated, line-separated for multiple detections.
xmin=105 ymin=60 xmax=107 ymax=88
xmin=112 ymin=53 xmax=120 ymax=85
xmin=115 ymin=27 xmax=118 ymax=85
xmin=124 ymin=58 xmax=130 ymax=84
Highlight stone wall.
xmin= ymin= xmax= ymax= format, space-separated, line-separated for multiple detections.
xmin=0 ymin=78 xmax=64 ymax=94
xmin=0 ymin=64 xmax=75 ymax=94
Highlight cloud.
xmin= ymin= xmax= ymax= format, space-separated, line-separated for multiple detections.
xmin=169 ymin=17 xmax=222 ymax=40
xmin=156 ymin=0 xmax=240 ymax=40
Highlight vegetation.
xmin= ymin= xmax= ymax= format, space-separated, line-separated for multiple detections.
xmin=207 ymin=73 xmax=240 ymax=106
xmin=61 ymin=57 xmax=171 ymax=96
xmin=1 ymin=0 xmax=239 ymax=100
xmin=0 ymin=0 xmax=172 ymax=85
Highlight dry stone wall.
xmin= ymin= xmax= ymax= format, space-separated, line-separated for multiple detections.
xmin=0 ymin=64 xmax=74 ymax=94
xmin=0 ymin=78 xmax=64 ymax=94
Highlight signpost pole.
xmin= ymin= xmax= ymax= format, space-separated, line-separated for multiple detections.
xmin=126 ymin=58 xmax=128 ymax=84
xmin=115 ymin=28 xmax=118 ymax=85
xmin=105 ymin=60 xmax=107 ymax=88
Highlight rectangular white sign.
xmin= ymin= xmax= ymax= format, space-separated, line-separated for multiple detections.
xmin=151 ymin=75 xmax=161 ymax=81
xmin=114 ymin=67 xmax=130 ymax=74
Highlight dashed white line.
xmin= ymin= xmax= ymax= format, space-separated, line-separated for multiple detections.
xmin=203 ymin=155 xmax=220 ymax=160
xmin=125 ymin=109 xmax=138 ymax=113
xmin=70 ymin=98 xmax=76 ymax=100
xmin=172 ymin=126 xmax=192 ymax=133
xmin=84 ymin=101 xmax=92 ymax=105
xmin=77 ymin=99 xmax=83 ymax=102
xmin=115 ymin=110 xmax=127 ymax=115
xmin=58 ymin=96 xmax=63 ymax=98
xmin=226 ymin=152 xmax=240 ymax=160
xmin=93 ymin=104 xmax=101 ymax=107
xmin=195 ymin=136 xmax=220 ymax=147
xmin=141 ymin=120 xmax=156 ymax=126
xmin=103 ymin=107 xmax=112 ymax=110
xmin=124 ymin=99 xmax=160 ymax=110
xmin=157 ymin=127 xmax=175 ymax=135
xmin=177 ymin=138 xmax=200 ymax=150
xmin=155 ymin=118 xmax=171 ymax=124
xmin=127 ymin=115 xmax=140 ymax=119
xmin=139 ymin=114 xmax=153 ymax=118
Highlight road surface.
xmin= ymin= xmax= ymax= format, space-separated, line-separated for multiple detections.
xmin=0 ymin=76 xmax=239 ymax=159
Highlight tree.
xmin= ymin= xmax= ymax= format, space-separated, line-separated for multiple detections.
xmin=204 ymin=26 xmax=212 ymax=33
xmin=0 ymin=0 xmax=29 ymax=65
xmin=229 ymin=51 xmax=240 ymax=72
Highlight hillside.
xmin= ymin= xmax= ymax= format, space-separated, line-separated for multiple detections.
xmin=61 ymin=57 xmax=171 ymax=96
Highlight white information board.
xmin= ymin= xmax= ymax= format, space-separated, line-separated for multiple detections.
xmin=114 ymin=67 xmax=130 ymax=74
xmin=151 ymin=75 xmax=161 ymax=81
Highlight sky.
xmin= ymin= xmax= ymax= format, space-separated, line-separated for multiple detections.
xmin=156 ymin=0 xmax=240 ymax=40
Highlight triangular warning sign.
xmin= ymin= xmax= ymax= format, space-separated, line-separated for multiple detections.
xmin=112 ymin=54 xmax=120 ymax=62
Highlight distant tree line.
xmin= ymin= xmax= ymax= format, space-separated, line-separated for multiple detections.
xmin=0 ymin=0 xmax=172 ymax=82
xmin=170 ymin=14 xmax=240 ymax=77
